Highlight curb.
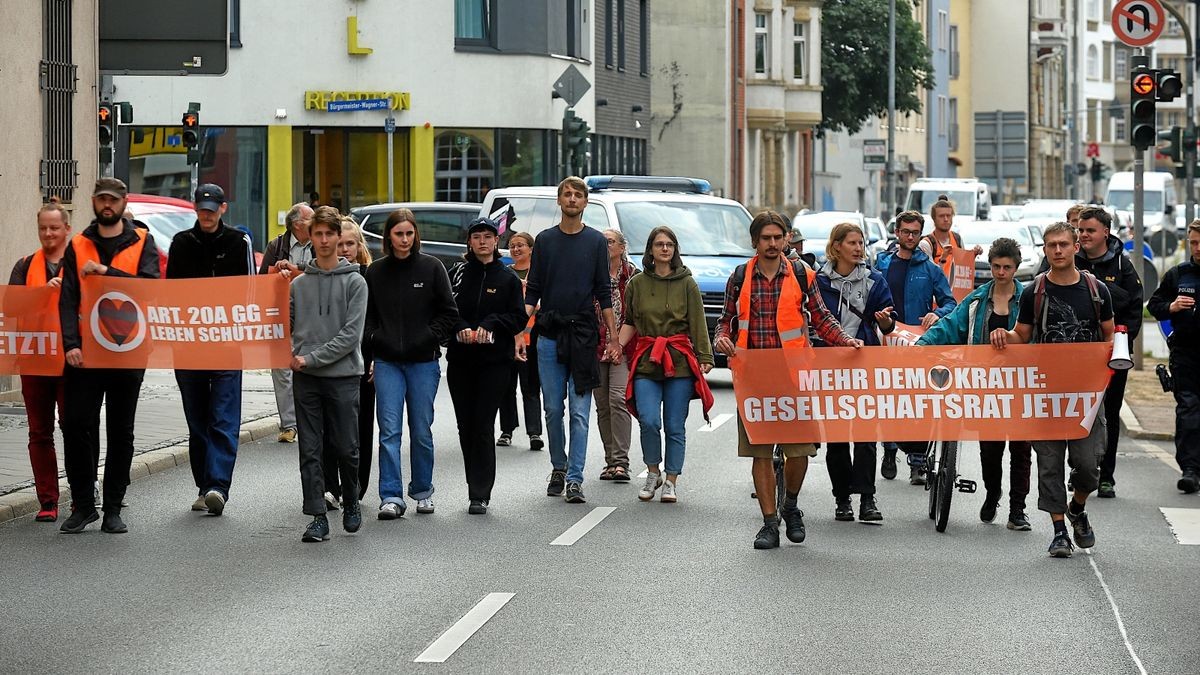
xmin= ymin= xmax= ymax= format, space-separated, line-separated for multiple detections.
xmin=0 ymin=415 xmax=281 ymax=526
xmin=1119 ymin=404 xmax=1174 ymax=442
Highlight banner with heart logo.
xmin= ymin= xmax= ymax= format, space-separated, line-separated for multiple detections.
xmin=79 ymin=275 xmax=292 ymax=369
xmin=0 ymin=285 xmax=65 ymax=376
xmin=729 ymin=344 xmax=1112 ymax=443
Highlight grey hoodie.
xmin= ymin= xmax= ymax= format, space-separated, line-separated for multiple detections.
xmin=818 ymin=260 xmax=873 ymax=339
xmin=290 ymin=257 xmax=368 ymax=378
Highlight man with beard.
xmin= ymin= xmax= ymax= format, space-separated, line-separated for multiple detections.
xmin=58 ymin=178 xmax=161 ymax=534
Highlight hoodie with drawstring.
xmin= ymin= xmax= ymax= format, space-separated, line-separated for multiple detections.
xmin=290 ymin=257 xmax=368 ymax=378
xmin=622 ymin=265 xmax=714 ymax=379
xmin=814 ymin=260 xmax=895 ymax=346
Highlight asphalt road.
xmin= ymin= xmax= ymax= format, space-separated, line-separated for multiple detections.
xmin=1 ymin=371 xmax=1196 ymax=673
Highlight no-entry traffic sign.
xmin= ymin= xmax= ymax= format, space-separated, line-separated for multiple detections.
xmin=1113 ymin=0 xmax=1165 ymax=47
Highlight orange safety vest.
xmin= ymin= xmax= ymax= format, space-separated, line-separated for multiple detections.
xmin=923 ymin=231 xmax=963 ymax=280
xmin=71 ymin=227 xmax=147 ymax=276
xmin=735 ymin=256 xmax=812 ymax=349
xmin=23 ymin=249 xmax=64 ymax=286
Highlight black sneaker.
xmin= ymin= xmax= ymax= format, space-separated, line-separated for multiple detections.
xmin=1048 ymin=531 xmax=1074 ymax=558
xmin=781 ymin=506 xmax=806 ymax=543
xmin=1006 ymin=510 xmax=1032 ymax=531
xmin=909 ymin=466 xmax=926 ymax=486
xmin=753 ymin=519 xmax=781 ymax=549
xmin=468 ymin=500 xmax=488 ymax=515
xmin=343 ymin=501 xmax=362 ymax=533
xmin=980 ymin=494 xmax=1000 ymax=523
xmin=881 ymin=450 xmax=898 ymax=480
xmin=564 ymin=481 xmax=586 ymax=504
xmin=546 ymin=470 xmax=566 ymax=497
xmin=834 ymin=499 xmax=854 ymax=521
xmin=1066 ymin=509 xmax=1095 ymax=548
xmin=859 ymin=496 xmax=883 ymax=522
xmin=101 ymin=511 xmax=127 ymax=534
xmin=1097 ymin=481 xmax=1116 ymax=498
xmin=1178 ymin=470 xmax=1200 ymax=494
xmin=302 ymin=515 xmax=330 ymax=542
xmin=529 ymin=435 xmax=544 ymax=451
xmin=59 ymin=508 xmax=98 ymax=534
xmin=496 ymin=433 xmax=512 ymax=447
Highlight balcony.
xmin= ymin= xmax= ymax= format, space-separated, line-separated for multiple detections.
xmin=1034 ymin=19 xmax=1068 ymax=48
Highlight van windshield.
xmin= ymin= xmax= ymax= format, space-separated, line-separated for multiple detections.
xmin=1106 ymin=190 xmax=1163 ymax=213
xmin=614 ymin=202 xmax=754 ymax=257
xmin=906 ymin=189 xmax=977 ymax=215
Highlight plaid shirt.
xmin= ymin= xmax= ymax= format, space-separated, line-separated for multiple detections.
xmin=715 ymin=260 xmax=854 ymax=348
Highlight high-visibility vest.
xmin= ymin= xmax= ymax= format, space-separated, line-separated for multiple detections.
xmin=735 ymin=256 xmax=812 ymax=349
xmin=923 ymin=231 xmax=963 ymax=280
xmin=23 ymin=249 xmax=64 ymax=286
xmin=71 ymin=227 xmax=147 ymax=276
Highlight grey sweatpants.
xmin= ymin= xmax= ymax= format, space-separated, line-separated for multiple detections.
xmin=271 ymin=367 xmax=297 ymax=430
xmin=1033 ymin=402 xmax=1106 ymax=515
xmin=294 ymin=372 xmax=360 ymax=515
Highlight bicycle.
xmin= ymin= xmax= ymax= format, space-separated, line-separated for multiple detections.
xmin=749 ymin=444 xmax=787 ymax=515
xmin=911 ymin=439 xmax=976 ymax=532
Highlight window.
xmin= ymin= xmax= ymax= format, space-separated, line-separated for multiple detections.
xmin=435 ymin=132 xmax=494 ymax=202
xmin=938 ymin=95 xmax=947 ymax=136
xmin=792 ymin=21 xmax=806 ymax=81
xmin=1103 ymin=43 xmax=1112 ymax=80
xmin=454 ymin=0 xmax=490 ymax=43
xmin=938 ymin=10 xmax=948 ymax=50
xmin=229 ymin=0 xmax=242 ymax=48
xmin=1087 ymin=45 xmax=1099 ymax=79
xmin=948 ymin=25 xmax=959 ymax=78
xmin=605 ymin=0 xmax=613 ymax=67
xmin=1087 ymin=0 xmax=1100 ymax=21
xmin=41 ymin=0 xmax=77 ymax=203
xmin=1115 ymin=117 xmax=1126 ymax=142
xmin=754 ymin=13 xmax=769 ymax=76
xmin=948 ymin=97 xmax=959 ymax=150
xmin=639 ymin=0 xmax=648 ymax=76
xmin=566 ymin=0 xmax=582 ymax=59
xmin=617 ymin=0 xmax=627 ymax=71
xmin=1115 ymin=48 xmax=1128 ymax=79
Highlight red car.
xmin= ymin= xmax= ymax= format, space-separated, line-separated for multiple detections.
xmin=125 ymin=194 xmax=263 ymax=275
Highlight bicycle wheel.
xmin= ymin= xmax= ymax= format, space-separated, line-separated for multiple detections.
xmin=774 ymin=450 xmax=786 ymax=514
xmin=935 ymin=441 xmax=958 ymax=533
xmin=926 ymin=441 xmax=938 ymax=520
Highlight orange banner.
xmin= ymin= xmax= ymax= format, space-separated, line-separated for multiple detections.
xmin=0 ymin=285 xmax=64 ymax=376
xmin=730 ymin=344 xmax=1112 ymax=443
xmin=78 ymin=275 xmax=292 ymax=369
xmin=950 ymin=248 xmax=978 ymax=302
xmin=882 ymin=322 xmax=926 ymax=346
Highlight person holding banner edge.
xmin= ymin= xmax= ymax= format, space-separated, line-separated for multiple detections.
xmin=714 ymin=210 xmax=861 ymax=550
xmin=58 ymin=178 xmax=161 ymax=534
xmin=917 ymin=238 xmax=1033 ymax=531
xmin=991 ymin=221 xmax=1114 ymax=558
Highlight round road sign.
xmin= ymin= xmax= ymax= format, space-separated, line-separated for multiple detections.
xmin=1112 ymin=0 xmax=1165 ymax=47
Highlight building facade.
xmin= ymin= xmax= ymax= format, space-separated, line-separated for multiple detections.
xmin=592 ymin=0 xmax=651 ymax=175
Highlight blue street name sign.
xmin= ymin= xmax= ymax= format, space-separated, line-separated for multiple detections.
xmin=326 ymin=98 xmax=390 ymax=112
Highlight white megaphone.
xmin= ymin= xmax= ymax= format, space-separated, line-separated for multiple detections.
xmin=1109 ymin=325 xmax=1133 ymax=371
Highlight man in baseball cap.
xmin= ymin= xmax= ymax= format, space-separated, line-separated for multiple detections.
xmin=194 ymin=183 xmax=226 ymax=212
xmin=466 ymin=216 xmax=499 ymax=237
xmin=93 ymin=177 xmax=128 ymax=199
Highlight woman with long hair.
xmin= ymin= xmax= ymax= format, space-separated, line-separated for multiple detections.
xmin=596 ymin=229 xmax=638 ymax=483
xmin=365 ymin=209 xmax=459 ymax=519
xmin=497 ymin=231 xmax=544 ymax=450
xmin=619 ymin=226 xmax=713 ymax=503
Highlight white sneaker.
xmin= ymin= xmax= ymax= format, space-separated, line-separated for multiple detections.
xmin=416 ymin=498 xmax=435 ymax=514
xmin=204 ymin=490 xmax=226 ymax=516
xmin=378 ymin=502 xmax=405 ymax=520
xmin=638 ymin=472 xmax=663 ymax=502
xmin=660 ymin=479 xmax=677 ymax=503
xmin=324 ymin=491 xmax=341 ymax=511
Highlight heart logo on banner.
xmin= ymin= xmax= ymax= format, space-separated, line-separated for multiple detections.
xmin=929 ymin=365 xmax=952 ymax=391
xmin=98 ymin=298 xmax=139 ymax=346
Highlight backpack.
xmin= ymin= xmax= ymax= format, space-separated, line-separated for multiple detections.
xmin=731 ymin=258 xmax=812 ymax=298
xmin=1030 ymin=270 xmax=1104 ymax=342
xmin=922 ymin=231 xmax=964 ymax=266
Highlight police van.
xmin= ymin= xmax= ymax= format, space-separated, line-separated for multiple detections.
xmin=480 ymin=175 xmax=755 ymax=367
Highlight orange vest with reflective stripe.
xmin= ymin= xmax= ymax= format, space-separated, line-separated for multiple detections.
xmin=24 ymin=249 xmax=63 ymax=286
xmin=735 ymin=256 xmax=811 ymax=349
xmin=71 ymin=228 xmax=147 ymax=276
xmin=923 ymin=231 xmax=962 ymax=280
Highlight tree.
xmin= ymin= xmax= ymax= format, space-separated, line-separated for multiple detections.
xmin=819 ymin=0 xmax=935 ymax=135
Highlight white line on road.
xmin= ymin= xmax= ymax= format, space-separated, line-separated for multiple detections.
xmin=1132 ymin=438 xmax=1179 ymax=472
xmin=1159 ymin=507 xmax=1200 ymax=545
xmin=413 ymin=592 xmax=516 ymax=663
xmin=698 ymin=413 xmax=733 ymax=432
xmin=1084 ymin=551 xmax=1148 ymax=675
xmin=550 ymin=506 xmax=616 ymax=546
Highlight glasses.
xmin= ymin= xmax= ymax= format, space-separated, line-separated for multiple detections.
xmin=653 ymin=241 xmax=676 ymax=249
xmin=897 ymin=229 xmax=921 ymax=237
xmin=606 ymin=239 xmax=623 ymax=247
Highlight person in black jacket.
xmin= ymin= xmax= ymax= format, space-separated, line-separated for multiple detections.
xmin=1039 ymin=207 xmax=1143 ymax=498
xmin=365 ymin=208 xmax=460 ymax=520
xmin=447 ymin=218 xmax=526 ymax=514
xmin=1148 ymin=221 xmax=1200 ymax=493
xmin=167 ymin=184 xmax=255 ymax=516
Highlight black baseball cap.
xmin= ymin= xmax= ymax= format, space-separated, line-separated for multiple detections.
xmin=194 ymin=184 xmax=226 ymax=212
xmin=467 ymin=216 xmax=499 ymax=236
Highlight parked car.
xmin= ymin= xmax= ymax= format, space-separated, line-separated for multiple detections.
xmin=349 ymin=202 xmax=481 ymax=266
xmin=1019 ymin=199 xmax=1079 ymax=229
xmin=959 ymin=222 xmax=1044 ymax=285
xmin=792 ymin=210 xmax=870 ymax=267
xmin=865 ymin=217 xmax=892 ymax=263
xmin=989 ymin=204 xmax=1024 ymax=222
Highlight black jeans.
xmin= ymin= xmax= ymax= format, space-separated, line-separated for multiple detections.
xmin=1172 ymin=351 xmax=1200 ymax=473
xmin=322 ymin=372 xmax=375 ymax=499
xmin=294 ymin=372 xmax=360 ymax=515
xmin=1100 ymin=368 xmax=1129 ymax=484
xmin=826 ymin=442 xmax=877 ymax=499
xmin=63 ymin=366 xmax=144 ymax=512
xmin=979 ymin=440 xmax=1033 ymax=510
xmin=499 ymin=339 xmax=542 ymax=436
xmin=449 ymin=360 xmax=510 ymax=502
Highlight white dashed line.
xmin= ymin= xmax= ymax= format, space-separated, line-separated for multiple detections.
xmin=414 ymin=592 xmax=515 ymax=663
xmin=698 ymin=413 xmax=733 ymax=432
xmin=550 ymin=506 xmax=616 ymax=546
xmin=1159 ymin=507 xmax=1200 ymax=545
xmin=1083 ymin=551 xmax=1148 ymax=675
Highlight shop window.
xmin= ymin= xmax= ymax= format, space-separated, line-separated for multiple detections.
xmin=435 ymin=132 xmax=494 ymax=203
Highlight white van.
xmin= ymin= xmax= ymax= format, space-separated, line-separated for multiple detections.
xmin=903 ymin=177 xmax=993 ymax=225
xmin=1105 ymin=171 xmax=1176 ymax=233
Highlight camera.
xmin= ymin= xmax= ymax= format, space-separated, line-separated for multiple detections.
xmin=1156 ymin=363 xmax=1174 ymax=393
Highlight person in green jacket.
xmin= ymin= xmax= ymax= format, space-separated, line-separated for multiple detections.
xmin=618 ymin=226 xmax=714 ymax=504
xmin=916 ymin=237 xmax=1033 ymax=531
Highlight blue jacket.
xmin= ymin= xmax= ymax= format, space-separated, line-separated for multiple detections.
xmin=916 ymin=279 xmax=1025 ymax=346
xmin=874 ymin=247 xmax=957 ymax=324
xmin=814 ymin=261 xmax=895 ymax=346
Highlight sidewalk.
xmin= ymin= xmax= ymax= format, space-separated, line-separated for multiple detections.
xmin=0 ymin=370 xmax=282 ymax=522
xmin=1122 ymin=359 xmax=1176 ymax=442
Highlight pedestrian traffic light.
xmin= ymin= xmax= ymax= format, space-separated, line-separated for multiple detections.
xmin=1090 ymin=158 xmax=1103 ymax=182
xmin=181 ymin=112 xmax=200 ymax=149
xmin=1130 ymin=69 xmax=1158 ymax=151
xmin=98 ymin=103 xmax=114 ymax=148
xmin=562 ymin=109 xmax=590 ymax=173
xmin=1158 ymin=126 xmax=1184 ymax=165
xmin=1157 ymin=69 xmax=1183 ymax=102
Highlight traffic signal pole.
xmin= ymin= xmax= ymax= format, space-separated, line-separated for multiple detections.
xmin=1165 ymin=1 xmax=1196 ymax=226
xmin=1133 ymin=52 xmax=1150 ymax=371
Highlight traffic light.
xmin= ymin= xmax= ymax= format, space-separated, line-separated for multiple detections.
xmin=1130 ymin=68 xmax=1158 ymax=151
xmin=562 ymin=109 xmax=590 ymax=173
xmin=1157 ymin=69 xmax=1183 ymax=102
xmin=98 ymin=103 xmax=114 ymax=148
xmin=1090 ymin=158 xmax=1103 ymax=182
xmin=181 ymin=111 xmax=200 ymax=149
xmin=1158 ymin=126 xmax=1184 ymax=165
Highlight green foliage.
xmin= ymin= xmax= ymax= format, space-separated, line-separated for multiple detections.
xmin=819 ymin=0 xmax=936 ymax=135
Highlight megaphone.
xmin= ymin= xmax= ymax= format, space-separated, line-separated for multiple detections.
xmin=1109 ymin=325 xmax=1133 ymax=371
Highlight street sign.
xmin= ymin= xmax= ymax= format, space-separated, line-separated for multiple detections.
xmin=1086 ymin=142 xmax=1100 ymax=158
xmin=384 ymin=116 xmax=396 ymax=134
xmin=1112 ymin=0 xmax=1165 ymax=47
xmin=862 ymin=139 xmax=886 ymax=168
xmin=326 ymin=98 xmax=390 ymax=112
xmin=553 ymin=65 xmax=591 ymax=108
xmin=99 ymin=0 xmax=229 ymax=75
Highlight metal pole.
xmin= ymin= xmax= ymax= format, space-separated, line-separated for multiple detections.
xmin=1133 ymin=144 xmax=1146 ymax=370
xmin=1166 ymin=1 xmax=1197 ymax=225
xmin=386 ymin=115 xmax=395 ymax=202
xmin=886 ymin=0 xmax=896 ymax=218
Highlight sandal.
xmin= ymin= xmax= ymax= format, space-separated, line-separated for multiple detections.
xmin=599 ymin=466 xmax=616 ymax=481
xmin=611 ymin=466 xmax=631 ymax=482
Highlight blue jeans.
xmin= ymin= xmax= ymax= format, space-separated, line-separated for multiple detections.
xmin=537 ymin=336 xmax=591 ymax=484
xmin=633 ymin=376 xmax=693 ymax=476
xmin=375 ymin=358 xmax=440 ymax=505
xmin=176 ymin=370 xmax=243 ymax=499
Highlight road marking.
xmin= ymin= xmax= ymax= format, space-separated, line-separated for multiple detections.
xmin=1131 ymin=439 xmax=1178 ymax=471
xmin=550 ymin=506 xmax=616 ymax=546
xmin=1083 ymin=551 xmax=1148 ymax=675
xmin=1159 ymin=507 xmax=1200 ymax=545
xmin=413 ymin=592 xmax=515 ymax=663
xmin=636 ymin=469 xmax=648 ymax=479
xmin=698 ymin=413 xmax=733 ymax=432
